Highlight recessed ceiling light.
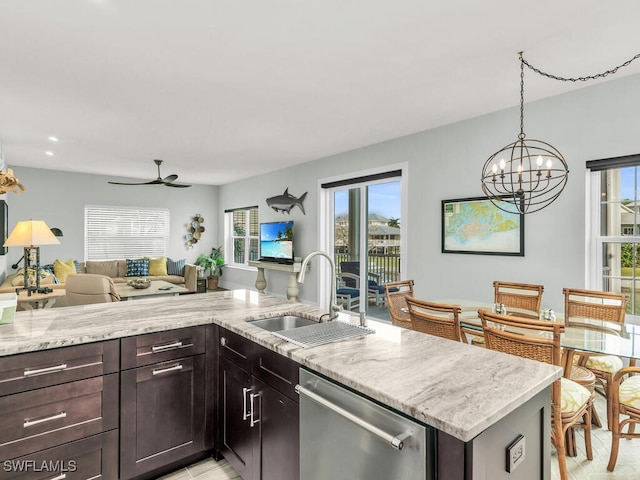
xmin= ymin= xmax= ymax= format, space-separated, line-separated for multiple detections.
xmin=45 ymin=151 xmax=54 ymax=156
xmin=48 ymin=136 xmax=59 ymax=142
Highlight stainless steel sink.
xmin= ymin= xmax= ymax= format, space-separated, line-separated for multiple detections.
xmin=249 ymin=315 xmax=317 ymax=332
xmin=272 ymin=321 xmax=375 ymax=348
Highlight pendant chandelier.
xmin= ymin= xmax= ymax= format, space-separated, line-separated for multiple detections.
xmin=481 ymin=51 xmax=640 ymax=214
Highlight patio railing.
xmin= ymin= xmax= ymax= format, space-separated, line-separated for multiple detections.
xmin=334 ymin=253 xmax=401 ymax=284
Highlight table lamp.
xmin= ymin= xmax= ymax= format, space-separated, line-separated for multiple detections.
xmin=4 ymin=220 xmax=60 ymax=296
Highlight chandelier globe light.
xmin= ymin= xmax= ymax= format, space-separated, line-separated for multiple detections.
xmin=481 ymin=51 xmax=640 ymax=214
xmin=481 ymin=53 xmax=568 ymax=214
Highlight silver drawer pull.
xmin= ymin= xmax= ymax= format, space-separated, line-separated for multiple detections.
xmin=49 ymin=474 xmax=67 ymax=480
xmin=151 ymin=341 xmax=183 ymax=353
xmin=24 ymin=411 xmax=67 ymax=428
xmin=242 ymin=387 xmax=251 ymax=420
xmin=152 ymin=364 xmax=183 ymax=375
xmin=249 ymin=392 xmax=261 ymax=427
xmin=24 ymin=364 xmax=67 ymax=377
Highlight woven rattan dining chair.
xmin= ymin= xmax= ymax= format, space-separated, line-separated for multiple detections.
xmin=470 ymin=281 xmax=545 ymax=347
xmin=405 ymin=297 xmax=465 ymax=342
xmin=384 ymin=280 xmax=414 ymax=329
xmin=494 ymin=280 xmax=544 ymax=317
xmin=479 ymin=309 xmax=593 ymax=480
xmin=607 ymin=366 xmax=640 ymax=471
xmin=563 ymin=287 xmax=629 ymax=429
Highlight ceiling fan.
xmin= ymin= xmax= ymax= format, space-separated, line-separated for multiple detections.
xmin=108 ymin=159 xmax=192 ymax=188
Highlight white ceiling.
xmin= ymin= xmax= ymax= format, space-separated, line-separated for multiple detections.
xmin=1 ymin=0 xmax=639 ymax=186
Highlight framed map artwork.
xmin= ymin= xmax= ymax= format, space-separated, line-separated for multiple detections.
xmin=441 ymin=196 xmax=524 ymax=256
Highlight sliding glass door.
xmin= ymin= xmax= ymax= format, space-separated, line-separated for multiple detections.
xmin=328 ymin=177 xmax=402 ymax=320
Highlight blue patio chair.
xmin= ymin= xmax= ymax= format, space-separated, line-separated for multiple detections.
xmin=340 ymin=261 xmax=396 ymax=305
xmin=336 ymin=272 xmax=360 ymax=311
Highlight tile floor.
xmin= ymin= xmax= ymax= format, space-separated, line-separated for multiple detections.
xmin=160 ymin=394 xmax=637 ymax=480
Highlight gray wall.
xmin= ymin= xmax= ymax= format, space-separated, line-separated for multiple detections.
xmin=1 ymin=168 xmax=219 ymax=281
xmin=218 ymin=72 xmax=640 ymax=311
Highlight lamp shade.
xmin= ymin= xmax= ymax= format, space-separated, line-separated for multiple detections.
xmin=3 ymin=220 xmax=61 ymax=247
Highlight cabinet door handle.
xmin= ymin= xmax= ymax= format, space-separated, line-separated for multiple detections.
xmin=49 ymin=474 xmax=67 ymax=480
xmin=23 ymin=364 xmax=67 ymax=376
xmin=23 ymin=411 xmax=67 ymax=428
xmin=249 ymin=392 xmax=261 ymax=427
xmin=152 ymin=364 xmax=183 ymax=376
xmin=242 ymin=387 xmax=251 ymax=421
xmin=151 ymin=341 xmax=183 ymax=353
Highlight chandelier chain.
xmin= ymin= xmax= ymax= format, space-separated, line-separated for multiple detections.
xmin=519 ymin=54 xmax=525 ymax=139
xmin=519 ymin=52 xmax=640 ymax=83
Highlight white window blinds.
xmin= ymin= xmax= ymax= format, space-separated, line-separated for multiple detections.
xmin=85 ymin=205 xmax=170 ymax=261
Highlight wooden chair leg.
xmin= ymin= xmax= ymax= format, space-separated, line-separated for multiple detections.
xmin=604 ymin=374 xmax=614 ymax=430
xmin=607 ymin=404 xmax=621 ymax=471
xmin=584 ymin=404 xmax=593 ymax=461
xmin=556 ymin=438 xmax=569 ymax=480
xmin=591 ymin=403 xmax=602 ymax=428
xmin=554 ymin=416 xmax=569 ymax=480
xmin=565 ymin=428 xmax=576 ymax=457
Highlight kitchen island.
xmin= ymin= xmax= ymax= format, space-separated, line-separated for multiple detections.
xmin=0 ymin=289 xmax=561 ymax=479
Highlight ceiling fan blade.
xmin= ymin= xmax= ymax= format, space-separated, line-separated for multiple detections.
xmin=164 ymin=182 xmax=192 ymax=188
xmin=107 ymin=180 xmax=162 ymax=186
xmin=161 ymin=174 xmax=178 ymax=183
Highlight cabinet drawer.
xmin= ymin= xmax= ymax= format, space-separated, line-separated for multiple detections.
xmin=0 ymin=430 xmax=118 ymax=480
xmin=0 ymin=341 xmax=119 ymax=397
xmin=121 ymin=326 xmax=205 ymax=369
xmin=253 ymin=346 xmax=300 ymax=401
xmin=0 ymin=374 xmax=118 ymax=460
xmin=218 ymin=328 xmax=254 ymax=371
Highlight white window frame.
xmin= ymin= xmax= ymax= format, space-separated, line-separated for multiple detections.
xmin=225 ymin=207 xmax=259 ymax=268
xmin=318 ymin=162 xmax=408 ymax=314
xmin=84 ymin=205 xmax=169 ymax=261
xmin=587 ymin=168 xmax=640 ymax=323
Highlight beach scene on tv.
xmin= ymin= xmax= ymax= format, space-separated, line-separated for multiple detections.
xmin=260 ymin=222 xmax=294 ymax=260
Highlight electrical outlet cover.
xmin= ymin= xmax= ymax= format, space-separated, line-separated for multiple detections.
xmin=506 ymin=434 xmax=526 ymax=473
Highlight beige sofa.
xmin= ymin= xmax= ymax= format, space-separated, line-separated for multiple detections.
xmin=0 ymin=259 xmax=197 ymax=307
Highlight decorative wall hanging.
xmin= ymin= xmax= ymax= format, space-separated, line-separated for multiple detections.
xmin=186 ymin=214 xmax=205 ymax=247
xmin=0 ymin=169 xmax=25 ymax=194
xmin=481 ymin=51 xmax=640 ymax=214
xmin=266 ymin=188 xmax=307 ymax=214
xmin=442 ymin=196 xmax=524 ymax=256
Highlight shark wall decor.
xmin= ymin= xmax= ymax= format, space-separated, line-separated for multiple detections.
xmin=266 ymin=188 xmax=307 ymax=215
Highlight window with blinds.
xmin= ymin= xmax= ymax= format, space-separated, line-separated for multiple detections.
xmin=85 ymin=205 xmax=170 ymax=261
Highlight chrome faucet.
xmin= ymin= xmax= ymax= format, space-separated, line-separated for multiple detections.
xmin=298 ymin=251 xmax=340 ymax=321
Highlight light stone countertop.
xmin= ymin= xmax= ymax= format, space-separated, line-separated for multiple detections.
xmin=0 ymin=289 xmax=561 ymax=442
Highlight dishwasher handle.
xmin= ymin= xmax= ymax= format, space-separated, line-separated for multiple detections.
xmin=295 ymin=384 xmax=411 ymax=451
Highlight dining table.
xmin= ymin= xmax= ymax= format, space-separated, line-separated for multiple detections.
xmin=433 ymin=298 xmax=640 ymax=376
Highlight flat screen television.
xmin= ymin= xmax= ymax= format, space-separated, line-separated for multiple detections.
xmin=259 ymin=221 xmax=294 ymax=264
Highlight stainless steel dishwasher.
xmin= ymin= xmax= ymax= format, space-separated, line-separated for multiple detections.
xmin=297 ymin=369 xmax=432 ymax=480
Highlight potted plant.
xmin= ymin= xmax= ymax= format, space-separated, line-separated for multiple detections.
xmin=195 ymin=246 xmax=225 ymax=290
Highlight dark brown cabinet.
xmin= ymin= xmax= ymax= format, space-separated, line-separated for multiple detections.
xmin=220 ymin=356 xmax=256 ymax=480
xmin=0 ymin=340 xmax=119 ymax=480
xmin=256 ymin=376 xmax=299 ymax=480
xmin=217 ymin=327 xmax=299 ymax=480
xmin=120 ymin=326 xmax=207 ymax=479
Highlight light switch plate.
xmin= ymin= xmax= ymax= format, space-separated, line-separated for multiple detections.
xmin=506 ymin=434 xmax=525 ymax=473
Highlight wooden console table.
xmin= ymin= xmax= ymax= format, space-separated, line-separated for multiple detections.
xmin=248 ymin=261 xmax=307 ymax=301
